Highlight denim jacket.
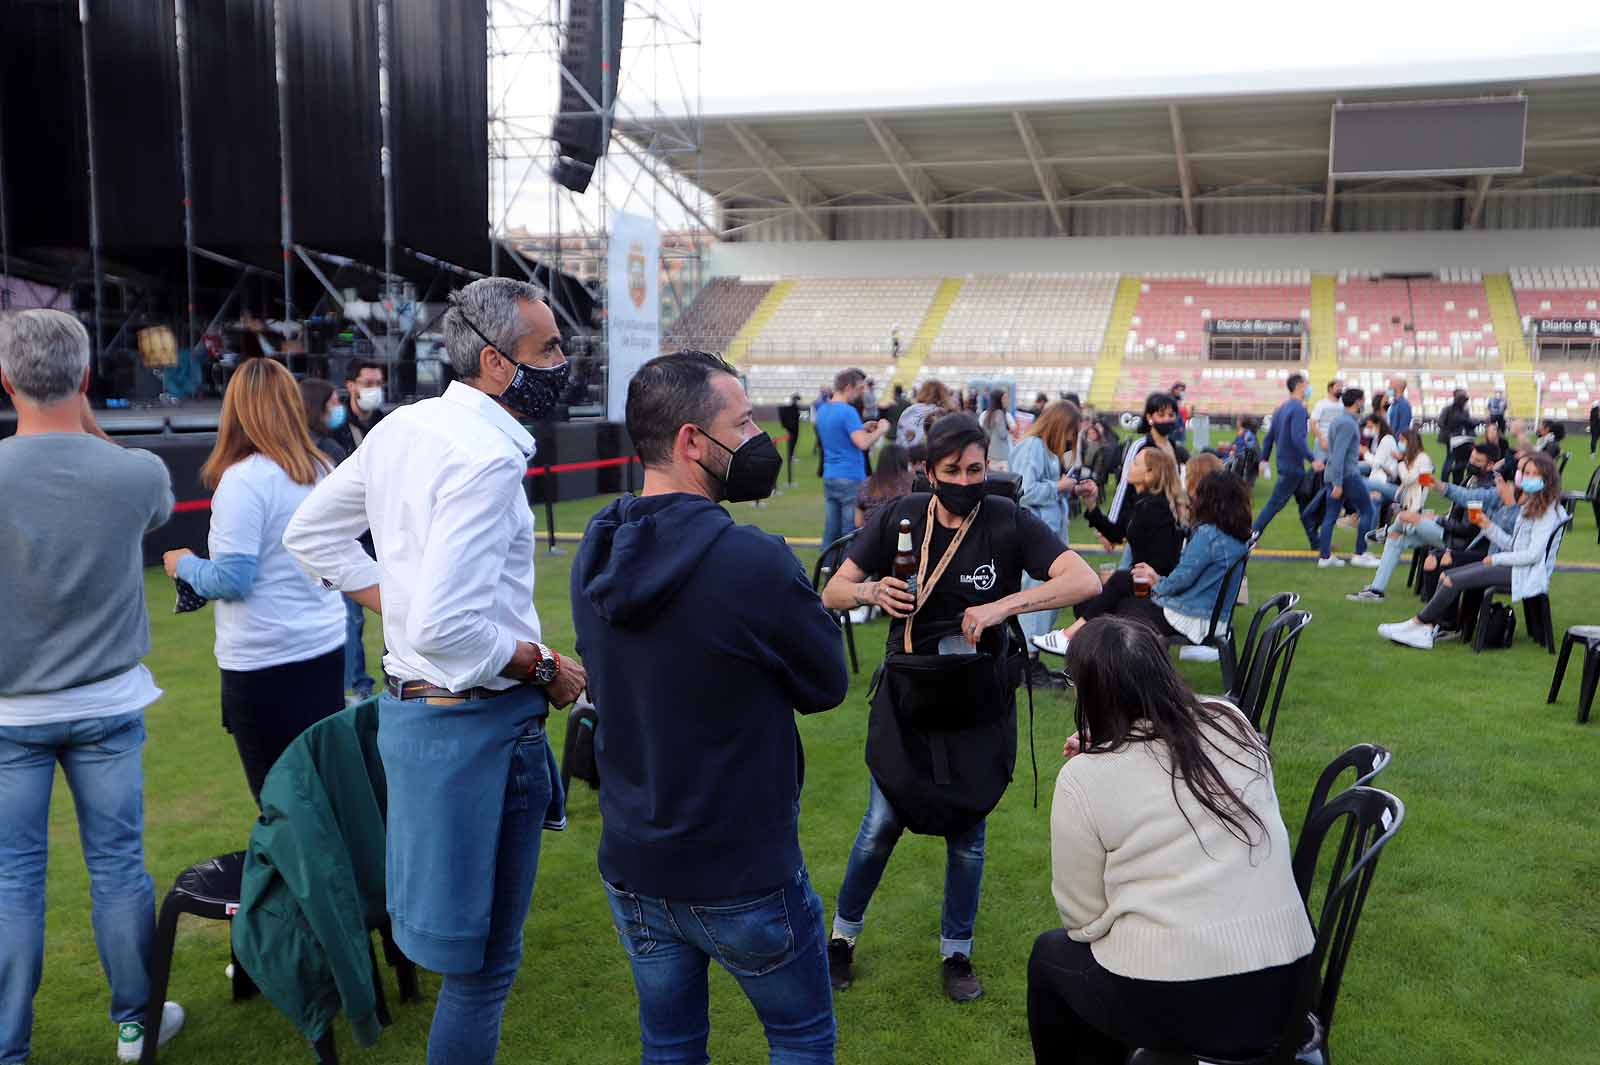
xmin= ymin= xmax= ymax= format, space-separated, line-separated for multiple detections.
xmin=1153 ymin=524 xmax=1249 ymax=626
xmin=1011 ymin=436 xmax=1066 ymax=537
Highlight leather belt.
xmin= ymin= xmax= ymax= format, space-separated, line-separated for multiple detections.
xmin=385 ymin=678 xmax=519 ymax=704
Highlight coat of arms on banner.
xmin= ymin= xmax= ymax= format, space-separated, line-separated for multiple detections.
xmin=628 ymin=243 xmax=647 ymax=308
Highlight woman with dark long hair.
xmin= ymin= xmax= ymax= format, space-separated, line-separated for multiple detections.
xmin=160 ymin=358 xmax=346 ymax=803
xmin=298 ymin=378 xmax=349 ymax=465
xmin=855 ymin=444 xmax=914 ymax=528
xmin=1027 ymin=616 xmax=1313 ymax=1064
xmin=981 ymin=389 xmax=1016 ymax=470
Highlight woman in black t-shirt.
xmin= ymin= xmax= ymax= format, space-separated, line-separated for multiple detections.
xmin=820 ymin=414 xmax=1099 ymax=1004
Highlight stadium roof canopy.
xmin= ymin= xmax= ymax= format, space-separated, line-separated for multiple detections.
xmin=616 ymin=55 xmax=1600 ymax=239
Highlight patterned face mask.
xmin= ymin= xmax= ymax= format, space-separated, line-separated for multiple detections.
xmin=454 ymin=304 xmax=569 ymax=420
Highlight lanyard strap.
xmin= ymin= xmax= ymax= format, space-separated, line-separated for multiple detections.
xmin=904 ymin=495 xmax=982 ymax=654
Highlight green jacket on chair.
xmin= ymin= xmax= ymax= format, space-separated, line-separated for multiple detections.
xmin=232 ymin=700 xmax=392 ymax=1048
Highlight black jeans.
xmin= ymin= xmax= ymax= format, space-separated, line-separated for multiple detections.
xmin=1109 ymin=594 xmax=1185 ymax=640
xmin=1416 ymin=561 xmax=1512 ymax=626
xmin=219 ymin=647 xmax=344 ymax=803
xmin=1027 ymin=929 xmax=1301 ymax=1064
xmin=1073 ymin=570 xmax=1139 ymax=623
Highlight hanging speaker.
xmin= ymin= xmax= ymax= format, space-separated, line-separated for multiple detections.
xmin=550 ymin=0 xmax=623 ymax=193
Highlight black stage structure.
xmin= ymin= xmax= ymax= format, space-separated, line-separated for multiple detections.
xmin=0 ymin=0 xmax=607 ymax=402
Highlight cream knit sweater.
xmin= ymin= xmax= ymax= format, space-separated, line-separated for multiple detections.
xmin=1051 ymin=707 xmax=1316 ymax=982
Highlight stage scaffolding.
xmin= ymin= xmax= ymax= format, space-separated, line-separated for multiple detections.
xmin=487 ymin=0 xmax=711 ymax=362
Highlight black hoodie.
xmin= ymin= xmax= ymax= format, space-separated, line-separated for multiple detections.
xmin=571 ymin=492 xmax=849 ymax=898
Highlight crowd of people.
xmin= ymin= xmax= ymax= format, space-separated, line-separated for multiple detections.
xmin=0 ymin=289 xmax=1574 ymax=1065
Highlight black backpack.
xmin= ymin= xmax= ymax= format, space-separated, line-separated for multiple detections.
xmin=1479 ymin=602 xmax=1517 ymax=650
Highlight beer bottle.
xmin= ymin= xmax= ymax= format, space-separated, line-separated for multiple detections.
xmin=892 ymin=518 xmax=918 ymax=601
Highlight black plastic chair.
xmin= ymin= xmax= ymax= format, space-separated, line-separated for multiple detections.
xmin=1547 ymin=625 xmax=1600 ymax=724
xmin=1303 ymin=743 xmax=1392 ymax=829
xmin=141 ymin=853 xmax=417 ymax=1064
xmin=812 ymin=531 xmax=862 ymax=675
xmin=1128 ymin=786 xmax=1406 ymax=1065
xmin=1165 ymin=533 xmax=1257 ymax=696
xmin=1470 ymin=515 xmax=1572 ymax=654
xmin=1227 ymin=592 xmax=1301 ymax=704
xmin=1558 ymin=465 xmax=1600 ymax=544
xmin=1558 ymin=451 xmax=1571 ymax=477
xmin=1234 ymin=610 xmax=1313 ymax=747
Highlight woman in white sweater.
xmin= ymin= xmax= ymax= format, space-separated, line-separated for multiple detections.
xmin=1028 ymin=616 xmax=1315 ymax=1064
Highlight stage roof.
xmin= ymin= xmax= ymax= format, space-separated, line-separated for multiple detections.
xmin=616 ymin=58 xmax=1600 ymax=237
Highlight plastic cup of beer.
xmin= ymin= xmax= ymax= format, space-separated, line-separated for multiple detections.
xmin=1419 ymin=472 xmax=1434 ymax=488
xmin=1098 ymin=562 xmax=1117 ymax=585
xmin=1133 ymin=571 xmax=1152 ymax=598
xmin=1467 ymin=499 xmax=1484 ymax=524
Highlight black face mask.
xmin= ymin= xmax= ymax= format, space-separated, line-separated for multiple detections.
xmin=932 ymin=478 xmax=985 ymax=518
xmin=499 ymin=359 xmax=570 ymax=421
xmin=695 ymin=427 xmax=783 ymax=503
xmin=1468 ymin=465 xmax=1492 ymax=485
xmin=1149 ymin=419 xmax=1174 ymax=437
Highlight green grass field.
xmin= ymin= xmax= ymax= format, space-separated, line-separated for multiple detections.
xmin=22 ymin=429 xmax=1600 ymax=1064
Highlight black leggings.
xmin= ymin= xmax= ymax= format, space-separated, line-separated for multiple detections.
xmin=220 ymin=647 xmax=345 ymax=804
xmin=1027 ymin=929 xmax=1301 ymax=1064
xmin=1098 ymin=590 xmax=1184 ymax=639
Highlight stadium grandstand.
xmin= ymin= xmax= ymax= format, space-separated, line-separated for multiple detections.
xmin=620 ymin=60 xmax=1600 ymax=425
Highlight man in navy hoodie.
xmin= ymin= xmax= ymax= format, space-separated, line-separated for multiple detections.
xmin=571 ymin=350 xmax=849 ymax=1064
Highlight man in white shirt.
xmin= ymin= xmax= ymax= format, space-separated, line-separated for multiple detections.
xmin=1310 ymin=378 xmax=1344 ymax=460
xmin=0 ymin=310 xmax=185 ymax=1063
xmin=284 ymin=277 xmax=586 ymax=1065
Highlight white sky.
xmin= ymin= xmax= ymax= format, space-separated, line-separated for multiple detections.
xmin=497 ymin=0 xmax=1600 ymax=233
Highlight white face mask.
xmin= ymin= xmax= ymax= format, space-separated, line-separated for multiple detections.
xmin=358 ymin=386 xmax=384 ymax=412
xmin=1395 ymin=441 xmax=1406 ymax=456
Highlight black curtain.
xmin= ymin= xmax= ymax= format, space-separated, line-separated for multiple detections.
xmin=189 ymin=0 xmax=279 ymax=265
xmin=2 ymin=0 xmax=91 ymax=252
xmin=392 ymin=0 xmax=489 ymax=272
xmin=283 ymin=0 xmax=383 ymax=258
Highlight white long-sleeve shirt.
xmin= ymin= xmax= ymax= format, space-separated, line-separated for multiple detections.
xmin=283 ymin=381 xmax=540 ymax=693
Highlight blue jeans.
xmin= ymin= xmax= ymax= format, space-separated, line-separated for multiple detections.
xmin=0 ymin=712 xmax=155 ymax=1063
xmin=344 ymin=597 xmax=374 ymax=697
xmin=821 ymin=479 xmax=862 ymax=552
xmin=1318 ymin=473 xmax=1377 ymax=559
xmin=833 ymin=776 xmax=986 ymax=957
xmin=425 ymin=722 xmax=552 ymax=1065
xmin=1252 ymin=469 xmax=1316 ymax=547
xmin=1369 ymin=480 xmax=1399 ymax=506
xmin=603 ymin=867 xmax=835 ymax=1065
xmin=1371 ymin=518 xmax=1446 ymax=594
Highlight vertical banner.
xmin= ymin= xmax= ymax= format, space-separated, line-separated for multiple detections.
xmin=606 ymin=210 xmax=660 ymax=423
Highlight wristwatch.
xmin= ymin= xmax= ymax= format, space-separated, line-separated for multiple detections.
xmin=530 ymin=643 xmax=560 ymax=686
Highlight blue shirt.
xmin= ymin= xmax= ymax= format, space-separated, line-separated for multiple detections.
xmin=1325 ymin=410 xmax=1361 ymax=484
xmin=1390 ymin=395 xmax=1413 ymax=434
xmin=816 ymin=401 xmax=867 ymax=481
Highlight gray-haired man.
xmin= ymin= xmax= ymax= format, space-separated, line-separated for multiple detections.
xmin=285 ymin=278 xmax=586 ymax=1063
xmin=0 ymin=310 xmax=183 ymax=1062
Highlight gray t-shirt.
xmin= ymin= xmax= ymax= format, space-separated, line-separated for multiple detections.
xmin=0 ymin=433 xmax=174 ymax=696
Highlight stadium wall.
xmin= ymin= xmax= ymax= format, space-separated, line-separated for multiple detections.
xmin=709 ymin=228 xmax=1600 ymax=279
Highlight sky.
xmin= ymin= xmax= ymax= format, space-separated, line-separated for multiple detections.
xmin=495 ymin=0 xmax=1600 ymax=233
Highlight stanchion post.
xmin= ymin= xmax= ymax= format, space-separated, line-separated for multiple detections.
xmin=544 ymin=495 xmax=563 ymax=555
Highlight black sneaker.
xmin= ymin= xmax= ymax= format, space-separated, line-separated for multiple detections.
xmin=827 ymin=938 xmax=854 ymax=991
xmin=1346 ymin=587 xmax=1385 ymax=602
xmin=942 ymin=953 xmax=983 ymax=1002
xmin=1433 ymin=627 xmax=1462 ymax=643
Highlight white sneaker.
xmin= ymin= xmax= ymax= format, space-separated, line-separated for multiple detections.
xmin=1349 ymin=553 xmax=1381 ymax=569
xmin=1347 ymin=587 xmax=1386 ymax=602
xmin=1317 ymin=556 xmax=1347 ymax=568
xmin=117 ymin=1002 xmax=185 ymax=1062
xmin=1391 ymin=621 xmax=1436 ymax=650
xmin=1032 ymin=630 xmax=1071 ymax=656
xmin=847 ymin=606 xmax=871 ymax=625
xmin=1178 ymin=645 xmax=1220 ymax=662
